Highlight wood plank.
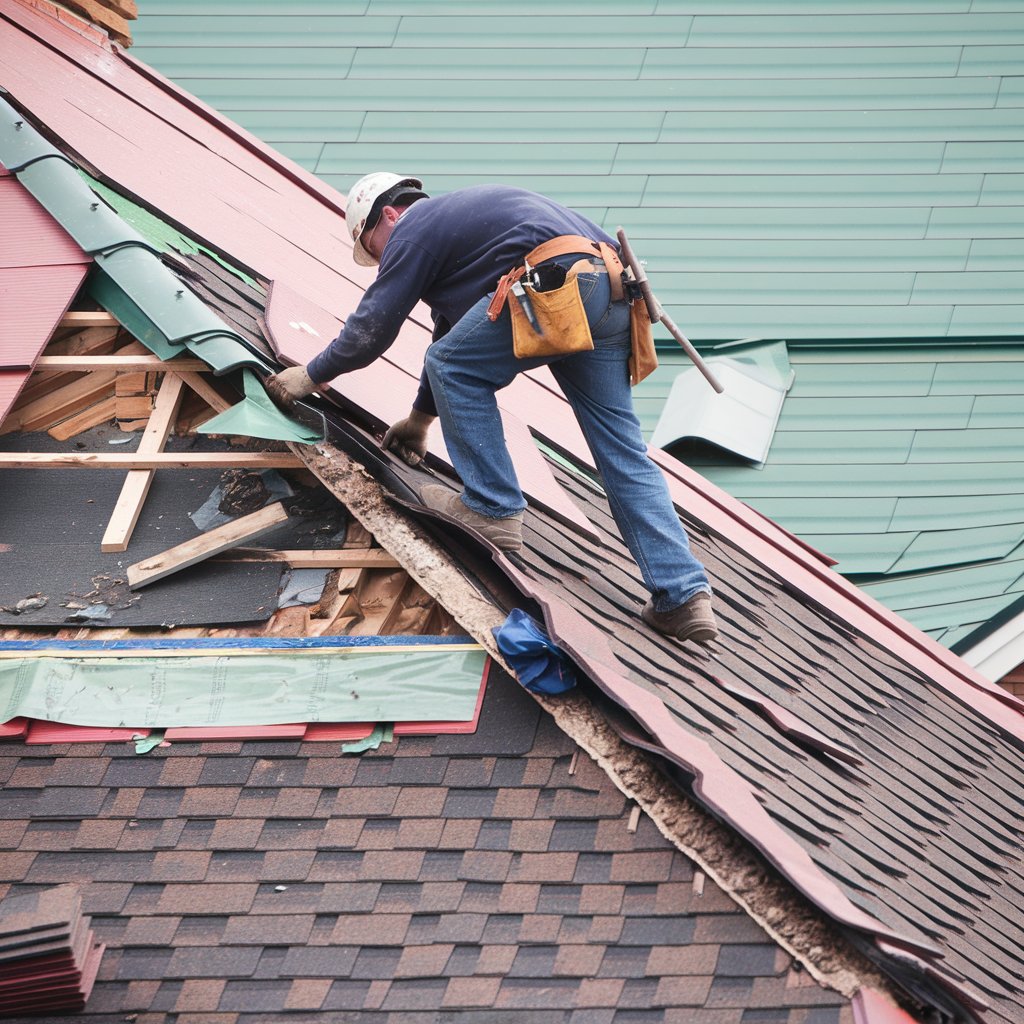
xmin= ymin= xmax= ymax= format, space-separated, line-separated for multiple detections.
xmin=36 ymin=355 xmax=209 ymax=372
xmin=59 ymin=311 xmax=119 ymax=328
xmin=0 ymin=370 xmax=118 ymax=434
xmin=47 ymin=396 xmax=117 ymax=442
xmin=0 ymin=452 xmax=304 ymax=469
xmin=127 ymin=500 xmax=291 ymax=589
xmin=213 ymin=548 xmax=401 ymax=569
xmin=178 ymin=371 xmax=235 ymax=413
xmin=101 ymin=373 xmax=187 ymax=553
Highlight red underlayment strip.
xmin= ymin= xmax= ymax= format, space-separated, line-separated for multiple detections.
xmin=25 ymin=723 xmax=146 ymax=745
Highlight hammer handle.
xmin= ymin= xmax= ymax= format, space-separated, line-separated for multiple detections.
xmin=616 ymin=227 xmax=724 ymax=395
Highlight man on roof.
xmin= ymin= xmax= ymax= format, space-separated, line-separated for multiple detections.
xmin=266 ymin=173 xmax=718 ymax=644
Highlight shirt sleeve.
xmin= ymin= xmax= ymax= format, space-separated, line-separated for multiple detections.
xmin=306 ymin=238 xmax=439 ymax=384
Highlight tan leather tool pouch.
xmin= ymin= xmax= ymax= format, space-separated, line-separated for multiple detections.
xmin=628 ymin=299 xmax=659 ymax=386
xmin=509 ymin=273 xmax=594 ymax=360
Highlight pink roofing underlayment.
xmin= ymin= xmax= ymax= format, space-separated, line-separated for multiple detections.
xmin=0 ymin=168 xmax=90 ymax=421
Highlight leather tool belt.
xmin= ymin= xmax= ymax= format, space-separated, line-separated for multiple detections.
xmin=486 ymin=233 xmax=657 ymax=385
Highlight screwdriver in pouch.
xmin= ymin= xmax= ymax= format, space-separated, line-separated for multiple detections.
xmin=511 ymin=280 xmax=545 ymax=338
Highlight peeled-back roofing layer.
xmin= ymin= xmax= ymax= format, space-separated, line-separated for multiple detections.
xmin=5 ymin=2 xmax=1024 ymax=1021
xmin=0 ymin=166 xmax=90 ymax=421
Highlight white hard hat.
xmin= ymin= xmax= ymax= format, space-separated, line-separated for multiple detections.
xmin=345 ymin=171 xmax=425 ymax=266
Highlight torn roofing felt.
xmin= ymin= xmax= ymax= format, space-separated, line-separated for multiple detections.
xmin=5 ymin=3 xmax=1024 ymax=1021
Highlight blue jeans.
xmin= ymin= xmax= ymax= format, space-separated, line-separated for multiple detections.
xmin=424 ymin=263 xmax=711 ymax=611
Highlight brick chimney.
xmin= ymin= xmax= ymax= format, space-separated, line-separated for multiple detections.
xmin=28 ymin=0 xmax=138 ymax=47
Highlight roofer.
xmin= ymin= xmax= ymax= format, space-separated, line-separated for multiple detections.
xmin=266 ymin=173 xmax=718 ymax=644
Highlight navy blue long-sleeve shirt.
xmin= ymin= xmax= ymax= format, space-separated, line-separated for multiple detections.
xmin=306 ymin=184 xmax=617 ymax=414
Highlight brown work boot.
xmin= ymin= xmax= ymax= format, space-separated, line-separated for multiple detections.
xmin=419 ymin=484 xmax=524 ymax=552
xmin=642 ymin=592 xmax=719 ymax=645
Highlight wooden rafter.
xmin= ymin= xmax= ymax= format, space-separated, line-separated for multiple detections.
xmin=100 ymin=372 xmax=186 ymax=553
xmin=0 ymin=452 xmax=304 ymax=469
xmin=35 ymin=355 xmax=208 ymax=372
xmin=127 ymin=500 xmax=291 ymax=589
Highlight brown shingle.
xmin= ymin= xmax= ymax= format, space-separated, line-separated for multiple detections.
xmin=553 ymin=943 xmax=606 ymax=977
xmin=491 ymin=787 xmax=540 ymax=818
xmin=159 ymin=757 xmax=205 ymax=788
xmin=175 ymin=978 xmax=228 ymax=1012
xmin=150 ymin=850 xmax=212 ymax=881
xmin=123 ymin=914 xmax=181 ymax=947
xmin=395 ymin=818 xmax=445 ymax=848
xmin=221 ymin=913 xmax=314 ymax=946
xmin=260 ymin=849 xmax=316 ymax=880
xmin=283 ymin=978 xmax=332 ymax=1011
xmin=269 ymin=787 xmax=321 ymax=818
xmin=654 ymin=974 xmax=716 ymax=1006
xmin=395 ymin=943 xmax=455 ymax=978
xmin=1 ymin=850 xmax=36 ymax=880
xmin=459 ymin=849 xmax=512 ymax=882
xmin=579 ymin=883 xmax=625 ymax=914
xmin=179 ymin=787 xmax=241 ymax=817
xmin=208 ymin=819 xmax=263 ymax=850
xmin=362 ymin=978 xmax=391 ymax=1009
xmin=329 ymin=912 xmax=411 ymax=946
xmin=509 ymin=819 xmax=555 ymax=851
xmin=509 ymin=851 xmax=578 ymax=882
xmin=610 ymin=851 xmax=676 ymax=883
xmin=496 ymin=882 xmax=540 ymax=913
xmin=359 ymin=849 xmax=424 ymax=881
xmin=442 ymin=975 xmax=502 ymax=1007
xmin=0 ymin=819 xmax=28 ymax=848
xmin=575 ymin=977 xmax=626 ymax=1007
xmin=332 ymin=786 xmax=399 ymax=816
xmin=646 ymin=944 xmax=721 ymax=976
xmin=475 ymin=945 xmax=518 ymax=975
xmin=318 ymin=817 xmax=364 ymax=849
xmin=300 ymin=758 xmax=359 ymax=788
xmin=517 ymin=913 xmax=562 ymax=942
xmin=438 ymin=818 xmax=482 ymax=849
xmin=157 ymin=883 xmax=257 ymax=915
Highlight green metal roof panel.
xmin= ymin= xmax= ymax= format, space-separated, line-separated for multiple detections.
xmin=14 ymin=159 xmax=152 ymax=256
xmin=684 ymin=13 xmax=1024 ymax=46
xmin=0 ymin=96 xmax=64 ymax=170
xmin=767 ymin=430 xmax=916 ymax=465
xmin=887 ymin=523 xmax=1024 ymax=575
xmin=800 ymin=533 xmax=915 ymax=575
xmin=639 ymin=45 xmax=963 ymax=77
xmin=890 ymin=493 xmax=1024 ymax=533
xmin=133 ymin=3 xmax=1024 ymax=343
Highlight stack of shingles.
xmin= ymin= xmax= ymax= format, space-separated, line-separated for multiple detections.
xmin=0 ymin=885 xmax=104 ymax=1017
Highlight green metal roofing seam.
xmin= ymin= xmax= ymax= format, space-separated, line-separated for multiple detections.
xmin=82 ymin=172 xmax=263 ymax=291
xmin=0 ymin=98 xmax=314 ymax=441
xmin=15 ymin=159 xmax=156 ymax=256
xmin=0 ymin=94 xmax=65 ymax=169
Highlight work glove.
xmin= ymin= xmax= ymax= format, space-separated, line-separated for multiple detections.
xmin=382 ymin=409 xmax=435 ymax=466
xmin=265 ymin=365 xmax=316 ymax=409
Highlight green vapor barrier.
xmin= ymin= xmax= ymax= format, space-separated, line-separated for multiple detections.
xmin=199 ymin=368 xmax=323 ymax=443
xmin=0 ymin=646 xmax=486 ymax=728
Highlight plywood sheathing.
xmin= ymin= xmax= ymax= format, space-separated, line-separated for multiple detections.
xmin=293 ymin=439 xmax=904 ymax=1011
xmin=44 ymin=0 xmax=134 ymax=46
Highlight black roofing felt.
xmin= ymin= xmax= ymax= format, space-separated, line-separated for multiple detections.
xmin=149 ymin=244 xmax=1024 ymax=1024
